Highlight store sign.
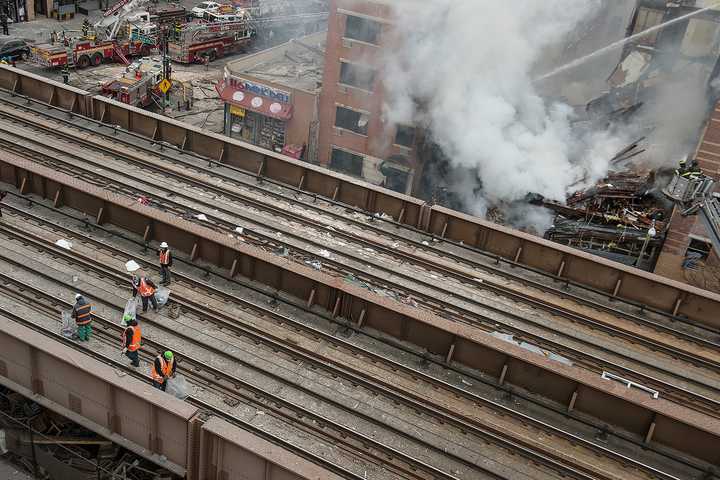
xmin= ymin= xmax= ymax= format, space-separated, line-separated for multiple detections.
xmin=230 ymin=105 xmax=245 ymax=117
xmin=238 ymin=79 xmax=290 ymax=103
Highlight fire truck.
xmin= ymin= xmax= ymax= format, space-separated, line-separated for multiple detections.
xmin=167 ymin=15 xmax=255 ymax=64
xmin=101 ymin=57 xmax=165 ymax=107
xmin=30 ymin=0 xmax=155 ymax=68
xmin=30 ymin=39 xmax=150 ymax=68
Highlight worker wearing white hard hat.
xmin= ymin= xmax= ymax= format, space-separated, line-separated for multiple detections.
xmin=157 ymin=241 xmax=173 ymax=285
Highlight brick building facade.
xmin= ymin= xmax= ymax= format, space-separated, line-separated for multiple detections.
xmin=317 ymin=0 xmax=418 ymax=194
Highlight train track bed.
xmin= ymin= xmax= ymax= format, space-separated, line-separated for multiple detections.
xmin=0 ymin=193 xmax=712 ymax=480
xmin=0 ymin=91 xmax=714 ymax=348
xmin=0 ymin=213 xmax=610 ymax=480
xmin=1 ymin=106 xmax=719 ymax=420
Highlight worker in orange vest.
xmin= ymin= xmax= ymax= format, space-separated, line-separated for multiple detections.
xmin=71 ymin=293 xmax=93 ymax=341
xmin=151 ymin=351 xmax=176 ymax=391
xmin=157 ymin=241 xmax=173 ymax=285
xmin=121 ymin=317 xmax=141 ymax=367
xmin=131 ymin=273 xmax=159 ymax=313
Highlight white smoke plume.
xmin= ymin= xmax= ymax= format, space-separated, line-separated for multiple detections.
xmin=382 ymin=0 xmax=630 ymax=221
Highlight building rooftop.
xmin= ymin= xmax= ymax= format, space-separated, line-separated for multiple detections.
xmin=226 ymin=31 xmax=326 ymax=93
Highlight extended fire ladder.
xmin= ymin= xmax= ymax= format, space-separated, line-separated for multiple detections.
xmin=177 ymin=18 xmax=254 ymax=45
xmin=663 ymin=173 xmax=720 ymax=254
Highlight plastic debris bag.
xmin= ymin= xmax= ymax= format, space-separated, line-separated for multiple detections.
xmin=122 ymin=297 xmax=138 ymax=325
xmin=125 ymin=260 xmax=140 ymax=273
xmin=61 ymin=310 xmax=76 ymax=338
xmin=165 ymin=375 xmax=190 ymax=399
xmin=155 ymin=287 xmax=171 ymax=307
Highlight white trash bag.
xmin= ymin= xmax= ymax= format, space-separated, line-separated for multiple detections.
xmin=165 ymin=375 xmax=190 ymax=399
xmin=125 ymin=260 xmax=140 ymax=273
xmin=155 ymin=287 xmax=171 ymax=307
xmin=61 ymin=310 xmax=76 ymax=338
xmin=122 ymin=297 xmax=140 ymax=325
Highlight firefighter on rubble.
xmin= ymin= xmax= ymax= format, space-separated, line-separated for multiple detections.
xmin=71 ymin=293 xmax=93 ymax=341
xmin=158 ymin=241 xmax=173 ymax=285
xmin=151 ymin=350 xmax=176 ymax=391
xmin=121 ymin=316 xmax=141 ymax=367
xmin=131 ymin=272 xmax=159 ymax=313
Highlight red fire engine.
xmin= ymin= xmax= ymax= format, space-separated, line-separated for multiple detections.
xmin=168 ymin=16 xmax=255 ymax=64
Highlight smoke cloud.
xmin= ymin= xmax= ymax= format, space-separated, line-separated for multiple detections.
xmin=382 ymin=0 xmax=630 ymax=223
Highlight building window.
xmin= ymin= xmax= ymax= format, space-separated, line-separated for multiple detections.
xmin=394 ymin=125 xmax=416 ymax=148
xmin=339 ymin=62 xmax=376 ymax=92
xmin=632 ymin=7 xmax=664 ymax=45
xmin=330 ymin=147 xmax=364 ymax=177
xmin=335 ymin=106 xmax=368 ymax=135
xmin=683 ymin=238 xmax=712 ymax=269
xmin=344 ymin=15 xmax=381 ymax=45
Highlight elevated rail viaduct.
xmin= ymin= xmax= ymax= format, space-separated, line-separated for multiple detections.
xmin=1 ymin=65 xmax=720 ymax=479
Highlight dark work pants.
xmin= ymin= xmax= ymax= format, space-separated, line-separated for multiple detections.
xmin=160 ymin=265 xmax=171 ymax=284
xmin=125 ymin=349 xmax=139 ymax=367
xmin=152 ymin=380 xmax=166 ymax=391
xmin=1 ymin=25 xmax=8 ymax=35
xmin=141 ymin=294 xmax=158 ymax=312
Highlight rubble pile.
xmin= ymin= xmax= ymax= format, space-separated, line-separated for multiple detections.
xmin=542 ymin=170 xmax=672 ymax=268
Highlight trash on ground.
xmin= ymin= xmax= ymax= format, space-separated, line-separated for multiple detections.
xmin=155 ymin=287 xmax=171 ymax=307
xmin=55 ymin=239 xmax=72 ymax=250
xmin=61 ymin=310 xmax=76 ymax=338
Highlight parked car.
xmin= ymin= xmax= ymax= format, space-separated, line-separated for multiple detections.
xmin=191 ymin=1 xmax=221 ymax=18
xmin=0 ymin=39 xmax=30 ymax=61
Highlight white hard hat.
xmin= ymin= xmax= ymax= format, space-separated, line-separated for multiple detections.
xmin=160 ymin=242 xmax=168 ymax=248
xmin=75 ymin=293 xmax=82 ymax=300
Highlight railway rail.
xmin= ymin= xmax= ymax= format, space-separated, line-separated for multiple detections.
xmin=0 ymin=267 xmax=476 ymax=480
xmin=0 ymin=218 xmax=621 ymax=480
xmin=0 ymin=310 xmax=364 ymax=480
xmin=1 ymin=67 xmax=717 ymax=476
xmin=0 ymin=65 xmax=717 ymax=331
xmin=0 ymin=194 xmax=711 ymax=480
xmin=0 ymin=100 xmax=718 ymax=420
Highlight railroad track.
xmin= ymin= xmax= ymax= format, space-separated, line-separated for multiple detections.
xmin=1 ymin=116 xmax=718 ymax=421
xmin=1 ymin=90 xmax=715 ymax=342
xmin=0 ymin=306 xmax=369 ymax=480
xmin=0 ymin=220 xmax=624 ymax=480
xmin=0 ymin=88 xmax=707 ymax=342
xmin=0 ymin=99 xmax=717 ymax=373
xmin=0 ymin=265 xmax=482 ymax=480
xmin=0 ymin=199 xmax=707 ymax=480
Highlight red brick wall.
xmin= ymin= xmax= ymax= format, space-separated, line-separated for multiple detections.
xmin=654 ymin=102 xmax=720 ymax=284
xmin=317 ymin=0 xmax=417 ymax=181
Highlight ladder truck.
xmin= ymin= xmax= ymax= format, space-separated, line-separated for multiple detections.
xmin=663 ymin=170 xmax=720 ymax=255
xmin=30 ymin=0 xmax=155 ymax=68
xmin=167 ymin=15 xmax=255 ymax=64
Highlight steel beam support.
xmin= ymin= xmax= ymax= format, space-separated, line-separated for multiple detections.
xmin=0 ymin=319 xmax=196 ymax=476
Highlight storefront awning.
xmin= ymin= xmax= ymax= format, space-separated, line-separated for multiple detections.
xmin=216 ymin=81 xmax=293 ymax=121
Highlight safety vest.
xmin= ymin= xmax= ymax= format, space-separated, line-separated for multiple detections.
xmin=122 ymin=325 xmax=142 ymax=352
xmin=137 ymin=277 xmax=155 ymax=297
xmin=75 ymin=302 xmax=92 ymax=325
xmin=159 ymin=249 xmax=170 ymax=265
xmin=151 ymin=356 xmax=174 ymax=383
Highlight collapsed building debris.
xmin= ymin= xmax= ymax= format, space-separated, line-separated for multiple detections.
xmin=541 ymin=166 xmax=674 ymax=270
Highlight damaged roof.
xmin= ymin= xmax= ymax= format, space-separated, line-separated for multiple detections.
xmin=226 ymin=31 xmax=326 ymax=93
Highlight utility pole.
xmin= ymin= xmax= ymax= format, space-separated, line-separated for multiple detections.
xmin=161 ymin=26 xmax=169 ymax=111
